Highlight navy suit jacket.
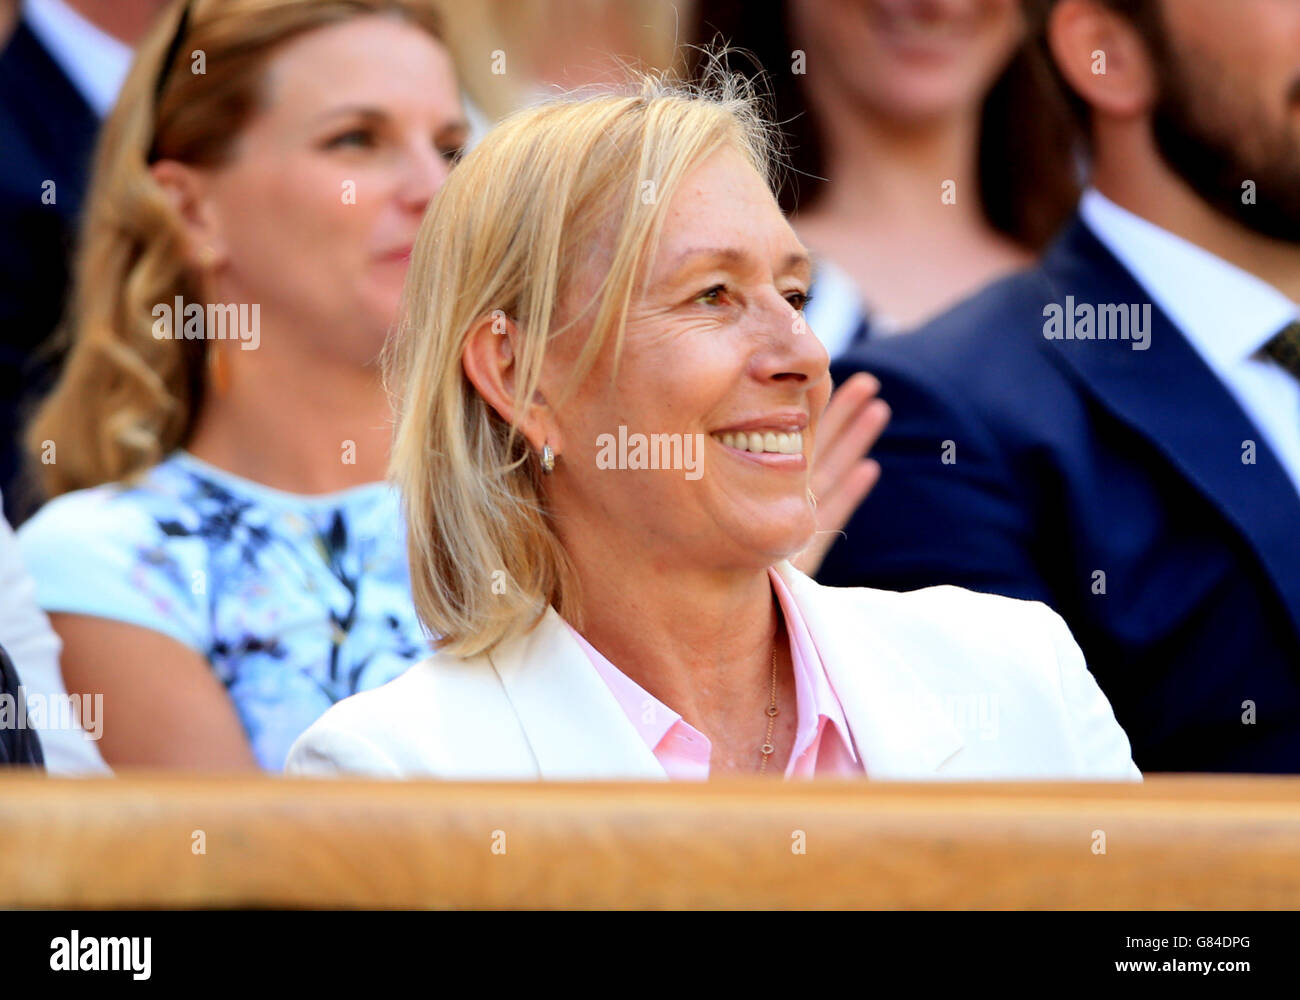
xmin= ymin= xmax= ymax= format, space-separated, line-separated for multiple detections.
xmin=0 ymin=22 xmax=100 ymax=525
xmin=820 ymin=217 xmax=1300 ymax=774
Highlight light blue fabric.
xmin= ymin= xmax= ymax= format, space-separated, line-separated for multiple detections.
xmin=17 ymin=451 xmax=430 ymax=770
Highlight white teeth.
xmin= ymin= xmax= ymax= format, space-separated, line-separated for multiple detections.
xmin=711 ymin=430 xmax=803 ymax=455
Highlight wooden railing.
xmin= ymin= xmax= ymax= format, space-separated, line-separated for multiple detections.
xmin=1 ymin=773 xmax=1298 ymax=908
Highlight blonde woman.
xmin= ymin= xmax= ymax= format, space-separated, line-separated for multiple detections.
xmin=17 ymin=0 xmax=467 ymax=770
xmin=288 ymin=74 xmax=1141 ymax=781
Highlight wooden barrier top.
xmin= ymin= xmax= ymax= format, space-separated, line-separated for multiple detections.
xmin=1 ymin=773 xmax=1298 ymax=909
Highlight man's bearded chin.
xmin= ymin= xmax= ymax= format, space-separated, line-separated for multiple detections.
xmin=1150 ymin=51 xmax=1300 ymax=245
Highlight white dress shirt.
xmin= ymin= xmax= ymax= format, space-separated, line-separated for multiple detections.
xmin=805 ymin=255 xmax=869 ymax=359
xmin=0 ymin=497 xmax=110 ymax=774
xmin=22 ymin=0 xmax=132 ymax=118
xmin=1080 ymin=188 xmax=1300 ymax=498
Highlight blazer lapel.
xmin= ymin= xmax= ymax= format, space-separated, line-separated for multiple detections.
xmin=773 ymin=562 xmax=965 ymax=777
xmin=1038 ymin=219 xmax=1300 ymax=634
xmin=489 ymin=607 xmax=667 ymax=780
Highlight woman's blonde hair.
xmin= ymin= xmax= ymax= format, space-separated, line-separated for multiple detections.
xmin=26 ymin=0 xmax=446 ymax=500
xmin=387 ymin=65 xmax=778 ymax=656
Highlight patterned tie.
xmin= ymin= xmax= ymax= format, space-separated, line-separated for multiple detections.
xmin=1264 ymin=321 xmax=1300 ymax=378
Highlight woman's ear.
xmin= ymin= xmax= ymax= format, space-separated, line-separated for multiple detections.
xmin=461 ymin=312 xmax=564 ymax=457
xmin=149 ymin=159 xmax=228 ymax=270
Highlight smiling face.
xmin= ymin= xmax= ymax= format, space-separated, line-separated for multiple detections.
xmin=543 ymin=145 xmax=831 ymax=572
xmin=791 ymin=0 xmax=1025 ymax=122
xmin=200 ymin=15 xmax=467 ymax=363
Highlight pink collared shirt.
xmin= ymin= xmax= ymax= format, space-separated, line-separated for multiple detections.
xmin=564 ymin=567 xmax=863 ymax=780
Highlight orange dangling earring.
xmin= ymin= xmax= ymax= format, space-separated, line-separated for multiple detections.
xmin=207 ymin=345 xmax=230 ymax=396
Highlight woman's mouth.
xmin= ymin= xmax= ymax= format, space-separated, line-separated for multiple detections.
xmin=711 ymin=430 xmax=804 ymax=455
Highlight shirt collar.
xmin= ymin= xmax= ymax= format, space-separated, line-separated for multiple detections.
xmin=807 ymin=255 xmax=903 ymax=360
xmin=1079 ymin=188 xmax=1299 ymax=370
xmin=806 ymin=256 xmax=866 ymax=359
xmin=768 ymin=566 xmax=859 ymax=764
xmin=562 ymin=623 xmax=682 ymax=750
xmin=23 ymin=0 xmax=132 ymax=119
xmin=562 ymin=567 xmax=860 ymax=767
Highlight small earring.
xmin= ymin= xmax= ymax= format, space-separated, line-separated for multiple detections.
xmin=197 ymin=246 xmax=217 ymax=269
xmin=540 ymin=442 xmax=556 ymax=474
xmin=208 ymin=345 xmax=230 ymax=395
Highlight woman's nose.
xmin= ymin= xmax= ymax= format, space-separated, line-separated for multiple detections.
xmin=758 ymin=296 xmax=830 ymax=382
xmin=396 ymin=141 xmax=450 ymax=212
xmin=785 ymin=316 xmax=831 ymax=380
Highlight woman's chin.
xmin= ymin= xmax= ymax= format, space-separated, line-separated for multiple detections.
xmin=726 ymin=515 xmax=819 ymax=565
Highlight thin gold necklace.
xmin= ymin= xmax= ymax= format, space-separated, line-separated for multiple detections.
xmin=758 ymin=642 xmax=779 ymax=773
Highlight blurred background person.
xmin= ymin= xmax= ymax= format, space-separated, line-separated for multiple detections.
xmin=691 ymin=0 xmax=1080 ymax=356
xmin=17 ymin=0 xmax=467 ymax=771
xmin=822 ymin=0 xmax=1300 ymax=773
xmin=0 ymin=0 xmax=171 ymax=525
xmin=288 ymin=75 xmax=1138 ymax=783
xmin=439 ymin=0 xmax=693 ymax=115
xmin=0 ymin=644 xmax=44 ymax=767
xmin=0 ymin=493 xmax=108 ymax=772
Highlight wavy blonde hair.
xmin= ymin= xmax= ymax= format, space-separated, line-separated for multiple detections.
xmin=26 ymin=0 xmax=446 ymax=499
xmin=387 ymin=67 xmax=778 ymax=657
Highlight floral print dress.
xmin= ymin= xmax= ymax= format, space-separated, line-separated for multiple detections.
xmin=18 ymin=451 xmax=430 ymax=769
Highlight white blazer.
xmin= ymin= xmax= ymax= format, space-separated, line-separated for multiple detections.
xmin=285 ymin=563 xmax=1141 ymax=781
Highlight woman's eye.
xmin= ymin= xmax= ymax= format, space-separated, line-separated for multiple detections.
xmin=438 ymin=143 xmax=466 ymax=164
xmin=696 ymin=284 xmax=727 ymax=306
xmin=325 ymin=128 xmax=375 ymax=150
xmin=786 ymin=290 xmax=812 ymax=311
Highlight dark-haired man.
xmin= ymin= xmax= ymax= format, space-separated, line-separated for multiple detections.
xmin=821 ymin=0 xmax=1300 ymax=773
